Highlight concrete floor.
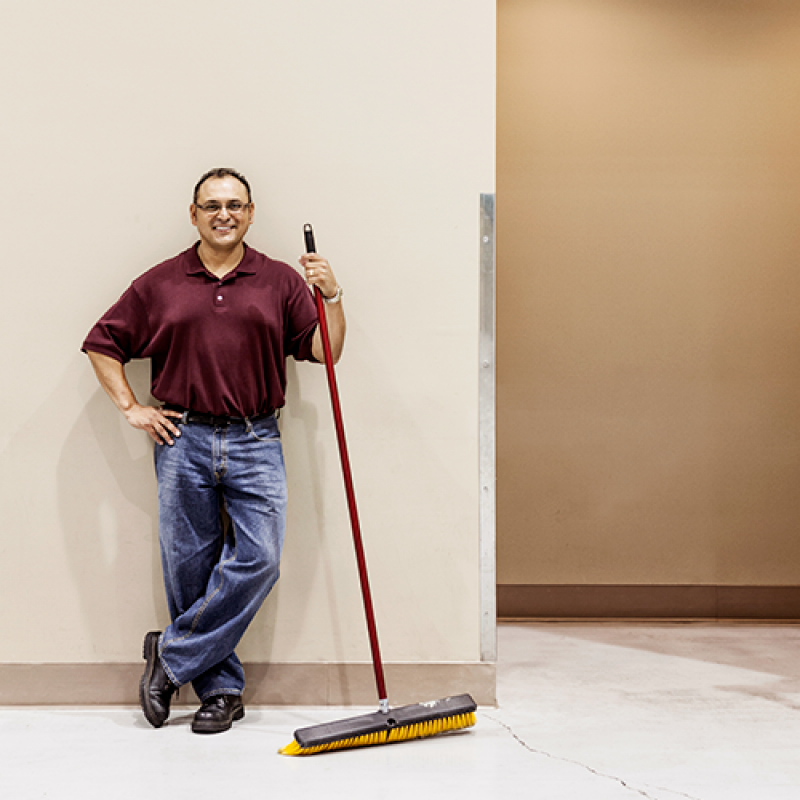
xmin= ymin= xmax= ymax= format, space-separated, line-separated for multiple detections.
xmin=2 ymin=622 xmax=799 ymax=799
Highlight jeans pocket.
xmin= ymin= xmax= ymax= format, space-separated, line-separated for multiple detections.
xmin=246 ymin=417 xmax=278 ymax=442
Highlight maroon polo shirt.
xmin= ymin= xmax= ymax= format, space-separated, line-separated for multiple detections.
xmin=82 ymin=243 xmax=319 ymax=417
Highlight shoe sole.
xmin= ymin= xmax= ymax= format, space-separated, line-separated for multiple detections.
xmin=191 ymin=704 xmax=245 ymax=734
xmin=139 ymin=632 xmax=167 ymax=729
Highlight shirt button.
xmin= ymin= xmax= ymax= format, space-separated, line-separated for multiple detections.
xmin=217 ymin=295 xmax=223 ymax=301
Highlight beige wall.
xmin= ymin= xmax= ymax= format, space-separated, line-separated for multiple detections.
xmin=0 ymin=1 xmax=495 ymax=700
xmin=498 ymin=1 xmax=800 ymax=592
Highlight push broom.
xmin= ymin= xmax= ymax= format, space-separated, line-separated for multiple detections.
xmin=279 ymin=225 xmax=477 ymax=756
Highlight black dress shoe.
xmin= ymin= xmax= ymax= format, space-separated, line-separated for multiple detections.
xmin=192 ymin=694 xmax=245 ymax=734
xmin=139 ymin=631 xmax=178 ymax=728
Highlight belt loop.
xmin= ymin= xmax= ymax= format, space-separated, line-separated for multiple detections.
xmin=181 ymin=410 xmax=189 ymax=425
xmin=244 ymin=417 xmax=253 ymax=434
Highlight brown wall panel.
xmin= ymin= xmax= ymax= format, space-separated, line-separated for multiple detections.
xmin=498 ymin=0 xmax=800 ymax=589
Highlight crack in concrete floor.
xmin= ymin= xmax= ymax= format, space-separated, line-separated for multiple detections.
xmin=486 ymin=714 xmax=704 ymax=800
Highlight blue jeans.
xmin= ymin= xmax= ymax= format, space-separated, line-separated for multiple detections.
xmin=153 ymin=414 xmax=287 ymax=701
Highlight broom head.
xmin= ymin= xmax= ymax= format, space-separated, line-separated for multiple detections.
xmin=279 ymin=693 xmax=477 ymax=756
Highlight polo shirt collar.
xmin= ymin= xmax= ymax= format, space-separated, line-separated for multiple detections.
xmin=185 ymin=242 xmax=258 ymax=277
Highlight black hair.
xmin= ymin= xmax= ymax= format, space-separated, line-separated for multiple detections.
xmin=193 ymin=167 xmax=252 ymax=204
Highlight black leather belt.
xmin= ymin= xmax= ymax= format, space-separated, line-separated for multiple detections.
xmin=166 ymin=407 xmax=275 ymax=427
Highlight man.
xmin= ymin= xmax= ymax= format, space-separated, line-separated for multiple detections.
xmin=82 ymin=167 xmax=345 ymax=733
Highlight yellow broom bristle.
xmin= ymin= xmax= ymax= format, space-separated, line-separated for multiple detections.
xmin=278 ymin=711 xmax=476 ymax=756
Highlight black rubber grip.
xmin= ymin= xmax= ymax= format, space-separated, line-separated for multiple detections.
xmin=304 ymin=223 xmax=316 ymax=254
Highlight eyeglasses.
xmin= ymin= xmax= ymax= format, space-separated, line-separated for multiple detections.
xmin=195 ymin=201 xmax=251 ymax=215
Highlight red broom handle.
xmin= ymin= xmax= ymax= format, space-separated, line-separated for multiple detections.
xmin=305 ymin=225 xmax=388 ymax=707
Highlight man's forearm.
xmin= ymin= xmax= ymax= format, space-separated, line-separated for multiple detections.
xmin=313 ymin=301 xmax=346 ymax=364
xmin=86 ymin=351 xmax=139 ymax=414
xmin=85 ymin=350 xmax=182 ymax=445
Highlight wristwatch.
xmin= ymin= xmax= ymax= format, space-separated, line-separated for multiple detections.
xmin=323 ymin=286 xmax=344 ymax=304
